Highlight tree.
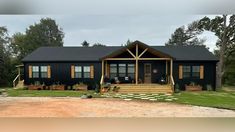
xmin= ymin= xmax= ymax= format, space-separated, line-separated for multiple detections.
xmin=166 ymin=21 xmax=205 ymax=46
xmin=92 ymin=43 xmax=106 ymax=47
xmin=10 ymin=33 xmax=26 ymax=60
xmin=0 ymin=26 xmax=13 ymax=86
xmin=10 ymin=18 xmax=64 ymax=60
xmin=198 ymin=15 xmax=235 ymax=88
xmin=126 ymin=39 xmax=132 ymax=46
xmin=81 ymin=40 xmax=89 ymax=47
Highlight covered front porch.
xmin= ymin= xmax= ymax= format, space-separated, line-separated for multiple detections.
xmin=100 ymin=41 xmax=175 ymax=93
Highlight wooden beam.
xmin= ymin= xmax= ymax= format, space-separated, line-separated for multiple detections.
xmin=135 ymin=59 xmax=138 ymax=84
xmin=136 ymin=44 xmax=138 ymax=84
xmin=104 ymin=58 xmax=136 ymax=60
xmin=138 ymin=48 xmax=148 ymax=58
xmin=102 ymin=60 xmax=104 ymax=78
xmin=126 ymin=49 xmax=136 ymax=58
xmin=16 ymin=64 xmax=24 ymax=68
xmin=136 ymin=43 xmax=138 ymax=57
xmin=138 ymin=58 xmax=171 ymax=60
xmin=170 ymin=59 xmax=173 ymax=78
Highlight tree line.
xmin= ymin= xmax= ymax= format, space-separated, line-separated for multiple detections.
xmin=0 ymin=18 xmax=64 ymax=86
xmin=1 ymin=15 xmax=235 ymax=88
xmin=166 ymin=15 xmax=235 ymax=88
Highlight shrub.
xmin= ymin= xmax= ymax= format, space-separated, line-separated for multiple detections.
xmin=95 ymin=84 xmax=100 ymax=93
xmin=175 ymin=83 xmax=180 ymax=93
xmin=206 ymin=84 xmax=213 ymax=91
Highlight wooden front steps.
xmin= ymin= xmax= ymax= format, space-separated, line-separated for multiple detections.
xmin=15 ymin=80 xmax=24 ymax=89
xmin=111 ymin=84 xmax=173 ymax=94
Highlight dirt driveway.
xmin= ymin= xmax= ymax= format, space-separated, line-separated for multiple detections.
xmin=0 ymin=97 xmax=235 ymax=117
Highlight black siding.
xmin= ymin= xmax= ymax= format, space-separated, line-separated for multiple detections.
xmin=173 ymin=61 xmax=217 ymax=90
xmin=23 ymin=61 xmax=102 ymax=89
xmin=23 ymin=60 xmax=217 ymax=91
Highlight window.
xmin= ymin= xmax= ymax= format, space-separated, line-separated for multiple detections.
xmin=127 ymin=64 xmax=135 ymax=78
xmin=183 ymin=66 xmax=191 ymax=78
xmin=118 ymin=64 xmax=126 ymax=77
xmin=192 ymin=66 xmax=200 ymax=78
xmin=40 ymin=66 xmax=48 ymax=78
xmin=83 ymin=66 xmax=91 ymax=78
xmin=75 ymin=66 xmax=82 ymax=78
xmin=110 ymin=64 xmax=117 ymax=78
xmin=32 ymin=66 xmax=39 ymax=78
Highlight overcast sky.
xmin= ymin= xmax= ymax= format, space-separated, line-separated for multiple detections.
xmin=1 ymin=0 xmax=233 ymax=52
xmin=0 ymin=15 xmax=218 ymax=51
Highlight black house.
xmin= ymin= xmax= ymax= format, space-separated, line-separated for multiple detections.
xmin=21 ymin=41 xmax=218 ymax=92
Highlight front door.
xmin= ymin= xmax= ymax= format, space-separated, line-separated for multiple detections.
xmin=144 ymin=63 xmax=152 ymax=83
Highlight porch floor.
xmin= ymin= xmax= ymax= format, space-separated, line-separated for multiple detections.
xmin=111 ymin=84 xmax=173 ymax=94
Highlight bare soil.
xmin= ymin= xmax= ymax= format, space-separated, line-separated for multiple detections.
xmin=0 ymin=97 xmax=234 ymax=117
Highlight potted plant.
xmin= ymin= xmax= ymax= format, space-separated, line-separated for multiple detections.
xmin=112 ymin=86 xmax=120 ymax=92
xmin=72 ymin=83 xmax=88 ymax=91
xmin=100 ymin=83 xmax=110 ymax=93
xmin=28 ymin=81 xmax=44 ymax=90
xmin=175 ymin=83 xmax=180 ymax=93
xmin=185 ymin=82 xmax=202 ymax=91
xmin=51 ymin=82 xmax=65 ymax=90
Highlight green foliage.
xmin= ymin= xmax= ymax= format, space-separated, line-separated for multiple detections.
xmin=0 ymin=18 xmax=64 ymax=87
xmin=95 ymin=84 xmax=100 ymax=93
xmin=175 ymin=83 xmax=180 ymax=93
xmin=10 ymin=18 xmax=64 ymax=60
xmin=0 ymin=26 xmax=16 ymax=87
xmin=81 ymin=40 xmax=89 ymax=47
xmin=198 ymin=15 xmax=235 ymax=87
xmin=224 ymin=52 xmax=235 ymax=85
xmin=126 ymin=39 xmax=132 ymax=46
xmin=166 ymin=21 xmax=205 ymax=46
xmin=92 ymin=43 xmax=106 ymax=47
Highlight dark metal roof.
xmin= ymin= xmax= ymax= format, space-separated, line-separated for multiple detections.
xmin=22 ymin=43 xmax=218 ymax=62
xmin=152 ymin=46 xmax=218 ymax=61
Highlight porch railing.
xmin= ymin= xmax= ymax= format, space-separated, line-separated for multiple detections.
xmin=170 ymin=75 xmax=175 ymax=92
xmin=13 ymin=74 xmax=20 ymax=87
xmin=100 ymin=75 xmax=104 ymax=85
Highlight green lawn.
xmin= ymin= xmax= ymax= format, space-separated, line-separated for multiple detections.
xmin=174 ymin=91 xmax=235 ymax=110
xmin=5 ymin=88 xmax=101 ymax=98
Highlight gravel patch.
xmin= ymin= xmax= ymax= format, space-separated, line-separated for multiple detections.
xmin=0 ymin=97 xmax=234 ymax=117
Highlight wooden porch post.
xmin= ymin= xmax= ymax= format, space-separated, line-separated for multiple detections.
xmin=170 ymin=59 xmax=173 ymax=80
xmin=135 ymin=44 xmax=139 ymax=84
xmin=102 ymin=60 xmax=104 ymax=80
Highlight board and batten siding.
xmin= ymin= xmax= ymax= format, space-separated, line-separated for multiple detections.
xmin=24 ymin=62 xmax=101 ymax=89
xmin=173 ymin=61 xmax=216 ymax=90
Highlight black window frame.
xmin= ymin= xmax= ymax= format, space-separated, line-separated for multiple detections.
xmin=40 ymin=66 xmax=48 ymax=78
xmin=32 ymin=66 xmax=39 ymax=78
xmin=110 ymin=64 xmax=117 ymax=78
xmin=182 ymin=66 xmax=191 ymax=78
xmin=74 ymin=66 xmax=82 ymax=78
xmin=118 ymin=64 xmax=126 ymax=77
xmin=83 ymin=66 xmax=91 ymax=78
xmin=127 ymin=64 xmax=135 ymax=78
xmin=192 ymin=66 xmax=200 ymax=78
